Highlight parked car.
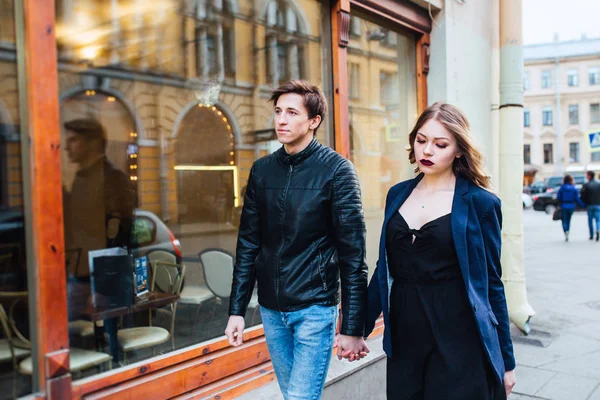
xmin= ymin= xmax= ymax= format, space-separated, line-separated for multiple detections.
xmin=522 ymin=193 xmax=533 ymax=209
xmin=528 ymin=181 xmax=547 ymax=195
xmin=0 ymin=208 xmax=182 ymax=288
xmin=544 ymin=175 xmax=586 ymax=193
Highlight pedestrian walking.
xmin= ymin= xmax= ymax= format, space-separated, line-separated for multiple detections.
xmin=580 ymin=170 xmax=600 ymax=241
xmin=225 ymin=80 xmax=369 ymax=400
xmin=556 ymin=174 xmax=585 ymax=242
xmin=364 ymin=102 xmax=515 ymax=399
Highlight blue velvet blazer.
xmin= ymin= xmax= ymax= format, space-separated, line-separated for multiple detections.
xmin=364 ymin=174 xmax=516 ymax=382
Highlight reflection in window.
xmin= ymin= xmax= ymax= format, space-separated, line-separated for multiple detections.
xmin=54 ymin=0 xmax=334 ymax=380
xmin=592 ymin=151 xmax=600 ymax=162
xmin=265 ymin=0 xmax=306 ymax=86
xmin=347 ymin=14 xmax=417 ymax=272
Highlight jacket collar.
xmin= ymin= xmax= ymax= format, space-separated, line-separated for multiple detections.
xmin=277 ymin=137 xmax=320 ymax=166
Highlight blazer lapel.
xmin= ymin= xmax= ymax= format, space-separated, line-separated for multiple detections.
xmin=451 ymin=175 xmax=470 ymax=285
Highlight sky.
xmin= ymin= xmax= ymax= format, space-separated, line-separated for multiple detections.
xmin=522 ymin=0 xmax=600 ymax=45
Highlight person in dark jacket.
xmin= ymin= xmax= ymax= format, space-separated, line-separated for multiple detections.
xmin=365 ymin=102 xmax=515 ymax=399
xmin=581 ymin=170 xmax=600 ymax=241
xmin=557 ymin=174 xmax=585 ymax=241
xmin=225 ymin=80 xmax=369 ymax=400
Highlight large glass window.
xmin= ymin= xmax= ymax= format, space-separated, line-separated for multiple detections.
xmin=0 ymin=1 xmax=32 ymax=397
xmin=347 ymin=14 xmax=417 ymax=273
xmin=55 ymin=0 xmax=334 ymax=379
xmin=592 ymin=151 xmax=600 ymax=162
xmin=524 ymin=109 xmax=530 ymax=127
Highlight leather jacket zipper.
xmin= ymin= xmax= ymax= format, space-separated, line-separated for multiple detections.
xmin=276 ymin=164 xmax=293 ymax=311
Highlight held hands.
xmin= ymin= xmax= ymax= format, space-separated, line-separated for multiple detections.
xmin=225 ymin=315 xmax=245 ymax=346
xmin=335 ymin=334 xmax=370 ymax=362
xmin=504 ymin=370 xmax=516 ymax=396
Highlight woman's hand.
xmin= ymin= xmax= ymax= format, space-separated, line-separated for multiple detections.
xmin=504 ymin=369 xmax=516 ymax=396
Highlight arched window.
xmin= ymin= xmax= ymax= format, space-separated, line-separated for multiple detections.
xmin=265 ymin=0 xmax=306 ymax=86
xmin=194 ymin=0 xmax=236 ymax=81
xmin=174 ymin=104 xmax=237 ymax=224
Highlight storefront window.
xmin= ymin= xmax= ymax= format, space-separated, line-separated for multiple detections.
xmin=0 ymin=0 xmax=32 ymax=397
xmin=55 ymin=0 xmax=333 ymax=378
xmin=347 ymin=13 xmax=417 ymax=273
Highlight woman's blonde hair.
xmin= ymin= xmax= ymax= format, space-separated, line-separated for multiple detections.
xmin=407 ymin=101 xmax=492 ymax=189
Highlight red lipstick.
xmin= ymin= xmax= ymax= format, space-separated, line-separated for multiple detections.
xmin=420 ymin=159 xmax=434 ymax=166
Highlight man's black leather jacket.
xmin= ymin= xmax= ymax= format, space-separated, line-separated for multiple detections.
xmin=228 ymin=139 xmax=368 ymax=336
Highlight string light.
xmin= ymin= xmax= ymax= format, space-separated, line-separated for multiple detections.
xmin=107 ymin=96 xmax=116 ymax=102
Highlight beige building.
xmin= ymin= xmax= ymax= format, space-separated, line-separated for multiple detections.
xmin=523 ymin=37 xmax=600 ymax=183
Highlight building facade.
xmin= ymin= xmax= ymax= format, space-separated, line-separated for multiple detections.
xmin=523 ymin=37 xmax=600 ymax=183
xmin=0 ymin=0 xmax=527 ymax=399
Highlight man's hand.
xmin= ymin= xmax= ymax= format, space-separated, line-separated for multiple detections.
xmin=504 ymin=369 xmax=516 ymax=396
xmin=336 ymin=334 xmax=370 ymax=362
xmin=225 ymin=315 xmax=245 ymax=346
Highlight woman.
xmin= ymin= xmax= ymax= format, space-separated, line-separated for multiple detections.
xmin=364 ymin=102 xmax=516 ymax=399
xmin=556 ymin=174 xmax=585 ymax=241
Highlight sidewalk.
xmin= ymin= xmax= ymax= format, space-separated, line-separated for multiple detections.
xmin=509 ymin=210 xmax=600 ymax=400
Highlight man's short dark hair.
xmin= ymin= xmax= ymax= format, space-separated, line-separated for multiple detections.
xmin=269 ymin=80 xmax=328 ymax=136
xmin=64 ymin=118 xmax=107 ymax=152
xmin=588 ymin=170 xmax=596 ymax=180
xmin=564 ymin=174 xmax=573 ymax=185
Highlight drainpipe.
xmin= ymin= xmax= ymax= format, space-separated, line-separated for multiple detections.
xmin=499 ymin=0 xmax=535 ymax=333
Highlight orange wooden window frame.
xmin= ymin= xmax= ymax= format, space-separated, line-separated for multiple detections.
xmin=18 ymin=0 xmax=429 ymax=398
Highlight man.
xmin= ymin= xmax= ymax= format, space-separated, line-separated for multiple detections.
xmin=63 ymin=118 xmax=136 ymax=365
xmin=63 ymin=118 xmax=136 ymax=277
xmin=225 ymin=80 xmax=369 ymax=399
xmin=581 ymin=170 xmax=600 ymax=241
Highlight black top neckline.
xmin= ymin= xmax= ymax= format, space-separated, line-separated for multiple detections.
xmin=396 ymin=212 xmax=451 ymax=232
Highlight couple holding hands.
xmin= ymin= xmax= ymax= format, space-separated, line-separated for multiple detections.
xmin=225 ymin=80 xmax=516 ymax=400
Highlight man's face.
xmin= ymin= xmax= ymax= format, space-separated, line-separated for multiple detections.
xmin=65 ymin=130 xmax=94 ymax=164
xmin=273 ymin=93 xmax=321 ymax=148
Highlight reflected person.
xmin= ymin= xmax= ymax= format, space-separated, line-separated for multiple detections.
xmin=225 ymin=80 xmax=369 ymax=400
xmin=63 ymin=118 xmax=136 ymax=364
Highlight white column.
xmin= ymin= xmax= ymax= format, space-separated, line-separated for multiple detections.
xmin=499 ymin=0 xmax=535 ymax=333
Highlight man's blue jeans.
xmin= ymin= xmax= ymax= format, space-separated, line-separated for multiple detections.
xmin=260 ymin=305 xmax=338 ymax=400
xmin=588 ymin=205 xmax=600 ymax=238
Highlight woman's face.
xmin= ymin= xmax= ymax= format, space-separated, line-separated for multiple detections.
xmin=413 ymin=120 xmax=462 ymax=175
